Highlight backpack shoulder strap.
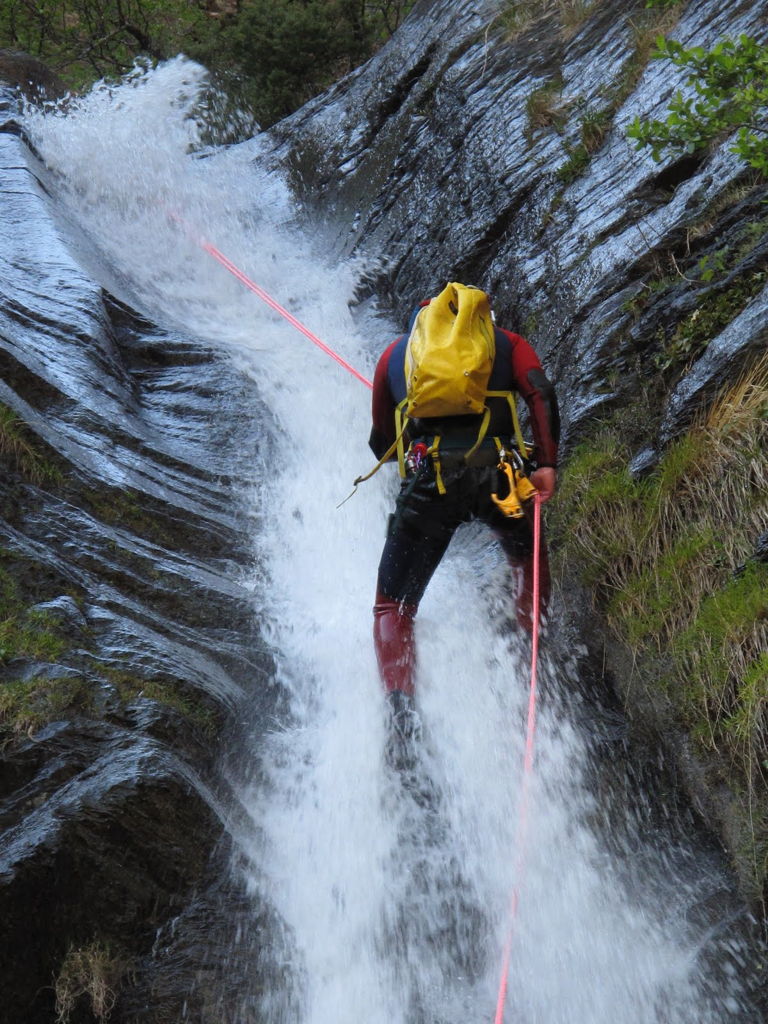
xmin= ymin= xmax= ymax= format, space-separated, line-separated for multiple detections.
xmin=486 ymin=389 xmax=528 ymax=460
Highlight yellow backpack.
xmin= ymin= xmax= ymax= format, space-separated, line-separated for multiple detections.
xmin=404 ymin=283 xmax=495 ymax=418
xmin=352 ymin=283 xmax=528 ymax=496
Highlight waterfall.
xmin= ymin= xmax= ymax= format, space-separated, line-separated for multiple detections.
xmin=25 ymin=60 xmax=757 ymax=1023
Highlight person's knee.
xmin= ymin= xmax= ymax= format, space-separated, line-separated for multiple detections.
xmin=373 ymin=590 xmax=417 ymax=620
xmin=373 ymin=590 xmax=417 ymax=695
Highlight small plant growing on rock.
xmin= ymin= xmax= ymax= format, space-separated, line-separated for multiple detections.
xmin=0 ymin=404 xmax=60 ymax=485
xmin=525 ymin=77 xmax=569 ymax=141
xmin=54 ymin=940 xmax=129 ymax=1023
xmin=557 ymin=141 xmax=591 ymax=182
xmin=579 ymin=106 xmax=612 ymax=152
xmin=628 ymin=33 xmax=768 ymax=174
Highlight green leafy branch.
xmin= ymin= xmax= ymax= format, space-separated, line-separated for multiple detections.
xmin=627 ymin=34 xmax=768 ymax=173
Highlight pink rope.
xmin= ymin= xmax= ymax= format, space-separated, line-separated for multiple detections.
xmin=494 ymin=492 xmax=542 ymax=1023
xmin=166 ymin=208 xmax=372 ymax=389
xmin=200 ymin=242 xmax=373 ymax=389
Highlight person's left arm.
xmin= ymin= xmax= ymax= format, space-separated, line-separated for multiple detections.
xmin=502 ymin=330 xmax=560 ymax=502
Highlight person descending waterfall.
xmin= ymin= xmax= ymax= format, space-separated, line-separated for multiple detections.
xmin=366 ymin=283 xmax=560 ymax=753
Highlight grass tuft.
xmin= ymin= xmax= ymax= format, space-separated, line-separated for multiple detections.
xmin=0 ymin=404 xmax=61 ymax=485
xmin=0 ymin=676 xmax=92 ymax=742
xmin=54 ymin=940 xmax=129 ymax=1024
xmin=525 ymin=77 xmax=569 ymax=141
xmin=550 ymin=354 xmax=768 ymax=898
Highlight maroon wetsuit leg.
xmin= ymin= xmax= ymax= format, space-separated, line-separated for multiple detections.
xmin=507 ymin=536 xmax=551 ymax=634
xmin=373 ymin=591 xmax=417 ymax=695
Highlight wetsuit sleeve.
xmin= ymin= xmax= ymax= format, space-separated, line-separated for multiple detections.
xmin=503 ymin=330 xmax=560 ymax=468
xmin=369 ymin=340 xmax=399 ymax=459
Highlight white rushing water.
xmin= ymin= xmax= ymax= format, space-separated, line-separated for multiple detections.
xmin=25 ymin=60 xmax=755 ymax=1024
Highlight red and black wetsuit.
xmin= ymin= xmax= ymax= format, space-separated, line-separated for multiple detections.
xmin=371 ymin=323 xmax=560 ymax=696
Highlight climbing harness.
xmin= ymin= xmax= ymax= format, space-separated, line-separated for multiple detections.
xmin=354 ymin=387 xmax=530 ymax=494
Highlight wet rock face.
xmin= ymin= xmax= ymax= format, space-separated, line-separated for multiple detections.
xmin=0 ymin=50 xmax=66 ymax=104
xmin=265 ymin=0 xmax=768 ymax=453
xmin=2 ymin=727 xmax=218 ymax=1016
xmin=0 ymin=88 xmax=274 ymax=1021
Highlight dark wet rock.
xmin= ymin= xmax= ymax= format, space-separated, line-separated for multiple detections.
xmin=14 ymin=661 xmax=84 ymax=684
xmin=0 ymin=83 xmax=276 ymax=1021
xmin=628 ymin=446 xmax=658 ymax=479
xmin=114 ymin=849 xmax=295 ymax=1024
xmin=31 ymin=595 xmax=89 ymax=631
xmin=0 ymin=724 xmax=232 ymax=1023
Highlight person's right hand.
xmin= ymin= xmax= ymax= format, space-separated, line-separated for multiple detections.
xmin=530 ymin=467 xmax=557 ymax=504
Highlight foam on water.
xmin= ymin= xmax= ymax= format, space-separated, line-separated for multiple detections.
xmin=25 ymin=60 xmax=755 ymax=1023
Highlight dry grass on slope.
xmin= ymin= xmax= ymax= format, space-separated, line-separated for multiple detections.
xmin=551 ymin=354 xmax=768 ymax=901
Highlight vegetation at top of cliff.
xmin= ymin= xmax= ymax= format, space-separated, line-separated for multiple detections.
xmin=500 ymin=0 xmax=603 ymax=38
xmin=550 ymin=355 xmax=768 ymax=900
xmin=628 ymin=32 xmax=768 ymax=174
xmin=0 ymin=0 xmax=414 ymax=127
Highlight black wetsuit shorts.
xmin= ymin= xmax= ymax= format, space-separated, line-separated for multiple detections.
xmin=376 ymin=459 xmax=534 ymax=608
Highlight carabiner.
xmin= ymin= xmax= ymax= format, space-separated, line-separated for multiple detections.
xmin=491 ymin=460 xmax=524 ymax=518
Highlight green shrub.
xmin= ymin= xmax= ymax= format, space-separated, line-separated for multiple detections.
xmin=628 ymin=33 xmax=768 ymax=175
